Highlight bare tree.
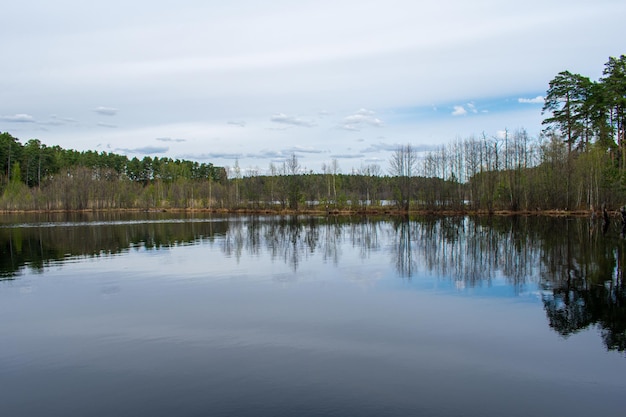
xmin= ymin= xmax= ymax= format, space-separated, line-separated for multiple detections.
xmin=286 ymin=153 xmax=301 ymax=209
xmin=389 ymin=144 xmax=417 ymax=210
xmin=358 ymin=163 xmax=381 ymax=206
xmin=233 ymin=159 xmax=241 ymax=206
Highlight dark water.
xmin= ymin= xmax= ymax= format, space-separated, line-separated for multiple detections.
xmin=1 ymin=213 xmax=625 ymax=416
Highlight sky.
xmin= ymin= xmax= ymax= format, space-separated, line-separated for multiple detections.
xmin=1 ymin=0 xmax=625 ymax=175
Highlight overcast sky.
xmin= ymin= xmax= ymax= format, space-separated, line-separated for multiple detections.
xmin=1 ymin=0 xmax=625 ymax=174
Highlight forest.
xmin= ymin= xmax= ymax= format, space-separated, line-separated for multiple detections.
xmin=0 ymin=55 xmax=624 ymax=213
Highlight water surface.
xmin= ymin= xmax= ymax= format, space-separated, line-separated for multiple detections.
xmin=1 ymin=213 xmax=625 ymax=416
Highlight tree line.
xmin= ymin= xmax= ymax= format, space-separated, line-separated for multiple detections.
xmin=405 ymin=54 xmax=626 ymax=212
xmin=0 ymin=133 xmax=226 ymax=210
xmin=1 ymin=54 xmax=624 ymax=212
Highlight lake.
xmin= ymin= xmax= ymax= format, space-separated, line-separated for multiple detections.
xmin=1 ymin=213 xmax=625 ymax=416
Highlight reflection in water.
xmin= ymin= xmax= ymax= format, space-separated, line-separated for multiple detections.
xmin=413 ymin=216 xmax=539 ymax=292
xmin=541 ymin=220 xmax=626 ymax=352
xmin=543 ymin=278 xmax=626 ymax=351
xmin=0 ymin=213 xmax=229 ymax=278
xmin=1 ymin=213 xmax=626 ymax=352
xmin=391 ymin=219 xmax=416 ymax=278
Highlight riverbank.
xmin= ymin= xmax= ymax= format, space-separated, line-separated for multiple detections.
xmin=0 ymin=206 xmax=599 ymax=218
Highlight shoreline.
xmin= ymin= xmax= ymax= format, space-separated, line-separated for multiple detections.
xmin=0 ymin=207 xmax=599 ymax=217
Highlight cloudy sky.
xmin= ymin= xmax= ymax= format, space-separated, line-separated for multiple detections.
xmin=1 ymin=0 xmax=625 ymax=174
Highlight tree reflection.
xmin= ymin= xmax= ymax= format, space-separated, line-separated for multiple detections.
xmin=261 ymin=216 xmax=312 ymax=271
xmin=542 ymin=237 xmax=626 ymax=352
xmin=2 ymin=213 xmax=626 ymax=352
xmin=543 ymin=278 xmax=626 ymax=351
xmin=320 ymin=218 xmax=341 ymax=266
xmin=391 ymin=219 xmax=416 ymax=278
xmin=411 ymin=216 xmax=541 ymax=292
xmin=0 ymin=212 xmax=231 ymax=279
xmin=348 ymin=219 xmax=381 ymax=260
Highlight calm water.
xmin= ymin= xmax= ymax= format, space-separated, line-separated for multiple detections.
xmin=1 ymin=213 xmax=625 ymax=416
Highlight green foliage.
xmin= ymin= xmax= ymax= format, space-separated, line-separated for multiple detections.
xmin=1 ymin=169 xmax=32 ymax=210
xmin=600 ymin=55 xmax=626 ymax=149
xmin=542 ymin=71 xmax=595 ymax=150
xmin=543 ymin=55 xmax=626 ymax=157
xmin=10 ymin=162 xmax=21 ymax=183
xmin=0 ymin=132 xmax=224 ymax=187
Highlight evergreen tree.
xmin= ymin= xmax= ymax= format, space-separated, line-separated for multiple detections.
xmin=600 ymin=55 xmax=626 ymax=162
xmin=542 ymin=71 xmax=595 ymax=152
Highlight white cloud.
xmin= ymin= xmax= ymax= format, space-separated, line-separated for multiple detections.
xmin=450 ymin=102 xmax=481 ymax=116
xmin=330 ymin=153 xmax=363 ymax=159
xmin=255 ymin=150 xmax=284 ymax=159
xmin=452 ymin=106 xmax=467 ymax=116
xmin=270 ymin=113 xmax=316 ymax=127
xmin=518 ymin=96 xmax=544 ymax=104
xmin=41 ymin=115 xmax=77 ymax=126
xmin=341 ymin=108 xmax=384 ymax=131
xmin=227 ymin=120 xmax=246 ymax=127
xmin=94 ymin=107 xmax=118 ymax=116
xmin=181 ymin=152 xmax=242 ymax=160
xmin=361 ymin=142 xmax=400 ymax=153
xmin=116 ymin=146 xmax=169 ymax=154
xmin=284 ymin=146 xmax=325 ymax=154
xmin=0 ymin=113 xmax=35 ymax=122
xmin=97 ymin=122 xmax=117 ymax=128
xmin=156 ymin=137 xmax=186 ymax=142
xmin=361 ymin=142 xmax=439 ymax=153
